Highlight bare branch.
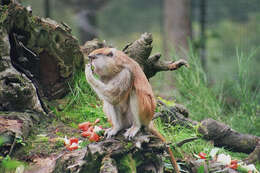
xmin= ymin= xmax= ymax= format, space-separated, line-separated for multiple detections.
xmin=123 ymin=33 xmax=189 ymax=79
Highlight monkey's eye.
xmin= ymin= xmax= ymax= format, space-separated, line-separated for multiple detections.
xmin=107 ymin=51 xmax=113 ymax=57
xmin=88 ymin=55 xmax=97 ymax=60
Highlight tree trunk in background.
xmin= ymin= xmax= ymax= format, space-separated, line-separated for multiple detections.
xmin=163 ymin=0 xmax=192 ymax=58
xmin=44 ymin=0 xmax=51 ymax=18
xmin=200 ymin=0 xmax=207 ymax=71
xmin=76 ymin=10 xmax=97 ymax=44
xmin=74 ymin=0 xmax=108 ymax=44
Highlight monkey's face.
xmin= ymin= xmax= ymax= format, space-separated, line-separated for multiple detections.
xmin=88 ymin=48 xmax=120 ymax=78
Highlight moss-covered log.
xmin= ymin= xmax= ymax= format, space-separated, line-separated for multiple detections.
xmin=0 ymin=56 xmax=43 ymax=112
xmin=1 ymin=1 xmax=84 ymax=101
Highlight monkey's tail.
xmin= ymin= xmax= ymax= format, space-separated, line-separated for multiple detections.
xmin=149 ymin=122 xmax=180 ymax=173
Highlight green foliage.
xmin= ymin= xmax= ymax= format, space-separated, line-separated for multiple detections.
xmin=0 ymin=137 xmax=5 ymax=146
xmin=0 ymin=155 xmax=24 ymax=172
xmin=174 ymin=48 xmax=260 ymax=136
xmin=174 ymin=47 xmax=223 ymax=121
xmin=157 ymin=96 xmax=176 ymax=107
xmin=54 ymin=72 xmax=107 ymax=128
xmin=15 ymin=137 xmax=26 ymax=146
xmin=117 ymin=154 xmax=136 ymax=173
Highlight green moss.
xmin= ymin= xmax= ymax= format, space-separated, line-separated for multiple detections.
xmin=117 ymin=154 xmax=136 ymax=173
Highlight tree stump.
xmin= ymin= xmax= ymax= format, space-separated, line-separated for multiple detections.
xmin=2 ymin=2 xmax=84 ymax=102
xmin=25 ymin=131 xmax=165 ymax=173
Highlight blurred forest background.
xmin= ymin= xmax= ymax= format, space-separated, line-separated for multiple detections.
xmin=20 ymin=0 xmax=260 ymax=94
xmin=20 ymin=0 xmax=260 ymax=135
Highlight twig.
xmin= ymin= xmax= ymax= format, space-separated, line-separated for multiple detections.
xmin=152 ymin=112 xmax=164 ymax=120
xmin=176 ymin=137 xmax=199 ymax=147
xmin=8 ymin=134 xmax=17 ymax=156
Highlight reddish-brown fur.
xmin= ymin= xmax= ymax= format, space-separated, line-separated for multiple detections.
xmin=90 ymin=48 xmax=156 ymax=126
xmin=87 ymin=48 xmax=179 ymax=173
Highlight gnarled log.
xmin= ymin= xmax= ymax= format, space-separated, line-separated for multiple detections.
xmin=1 ymin=2 xmax=84 ymax=101
xmin=123 ymin=33 xmax=189 ymax=79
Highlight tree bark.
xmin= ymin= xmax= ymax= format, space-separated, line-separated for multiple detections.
xmin=199 ymin=0 xmax=207 ymax=71
xmin=163 ymin=0 xmax=192 ymax=58
xmin=72 ymin=0 xmax=109 ymax=44
xmin=2 ymin=2 xmax=84 ymax=103
xmin=122 ymin=33 xmax=189 ymax=79
xmin=44 ymin=0 xmax=51 ymax=18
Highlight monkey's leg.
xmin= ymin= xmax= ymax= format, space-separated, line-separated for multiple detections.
xmin=103 ymin=101 xmax=124 ymax=138
xmin=124 ymin=91 xmax=141 ymax=139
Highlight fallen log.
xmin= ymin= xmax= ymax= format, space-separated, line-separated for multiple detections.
xmin=158 ymin=101 xmax=260 ymax=164
xmin=198 ymin=118 xmax=260 ymax=154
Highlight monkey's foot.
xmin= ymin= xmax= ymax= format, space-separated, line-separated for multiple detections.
xmin=105 ymin=127 xmax=120 ymax=139
xmin=123 ymin=126 xmax=141 ymax=139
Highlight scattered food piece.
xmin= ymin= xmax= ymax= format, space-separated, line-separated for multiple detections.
xmin=64 ymin=136 xmax=70 ymax=146
xmin=78 ymin=121 xmax=92 ymax=131
xmin=81 ymin=131 xmax=92 ymax=138
xmin=67 ymin=142 xmax=78 ymax=151
xmin=94 ymin=118 xmax=100 ymax=124
xmin=89 ymin=132 xmax=100 ymax=142
xmin=217 ymin=154 xmax=231 ymax=165
xmin=87 ymin=126 xmax=94 ymax=132
xmin=198 ymin=152 xmax=207 ymax=159
xmin=209 ymin=148 xmax=219 ymax=160
xmin=93 ymin=126 xmax=103 ymax=133
xmin=69 ymin=137 xmax=78 ymax=145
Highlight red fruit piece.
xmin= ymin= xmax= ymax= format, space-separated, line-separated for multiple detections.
xmin=89 ymin=132 xmax=100 ymax=142
xmin=87 ymin=126 xmax=94 ymax=132
xmin=78 ymin=121 xmax=92 ymax=131
xmin=198 ymin=152 xmax=207 ymax=159
xmin=67 ymin=143 xmax=78 ymax=151
xmin=229 ymin=163 xmax=238 ymax=170
xmin=81 ymin=131 xmax=92 ymax=138
xmin=230 ymin=160 xmax=237 ymax=164
xmin=94 ymin=118 xmax=100 ymax=124
xmin=69 ymin=138 xmax=78 ymax=145
xmin=229 ymin=160 xmax=238 ymax=170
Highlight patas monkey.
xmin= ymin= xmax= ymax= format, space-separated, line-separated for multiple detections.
xmin=84 ymin=48 xmax=180 ymax=173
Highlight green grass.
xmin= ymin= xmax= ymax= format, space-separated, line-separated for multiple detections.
xmin=174 ymin=47 xmax=260 ymax=136
xmin=53 ymin=72 xmax=109 ymax=128
xmin=154 ymin=118 xmax=260 ymax=171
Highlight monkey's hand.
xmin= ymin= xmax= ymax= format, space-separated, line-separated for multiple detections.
xmin=85 ymin=64 xmax=94 ymax=80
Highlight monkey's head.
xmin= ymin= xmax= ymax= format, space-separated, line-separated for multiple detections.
xmin=88 ymin=48 xmax=122 ymax=78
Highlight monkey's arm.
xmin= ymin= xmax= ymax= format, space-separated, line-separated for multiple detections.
xmin=85 ymin=64 xmax=132 ymax=105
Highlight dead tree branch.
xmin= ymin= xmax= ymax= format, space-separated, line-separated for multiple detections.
xmin=123 ymin=33 xmax=189 ymax=79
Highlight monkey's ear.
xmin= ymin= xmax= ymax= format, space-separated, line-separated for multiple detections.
xmin=107 ymin=51 xmax=113 ymax=57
